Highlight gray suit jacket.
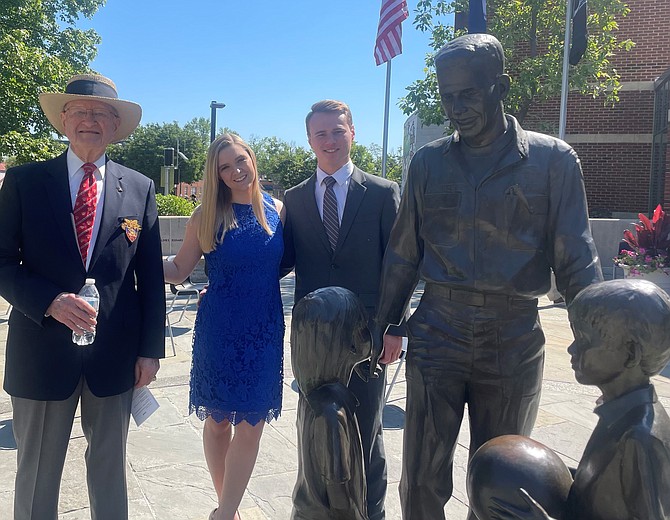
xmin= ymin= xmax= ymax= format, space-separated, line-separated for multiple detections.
xmin=282 ymin=167 xmax=402 ymax=332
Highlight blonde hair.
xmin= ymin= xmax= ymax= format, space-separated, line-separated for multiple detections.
xmin=197 ymin=133 xmax=271 ymax=253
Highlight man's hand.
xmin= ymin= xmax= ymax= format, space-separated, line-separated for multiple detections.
xmin=379 ymin=334 xmax=403 ymax=364
xmin=197 ymin=285 xmax=208 ymax=308
xmin=135 ymin=357 xmax=160 ymax=388
xmin=46 ymin=292 xmax=97 ymax=333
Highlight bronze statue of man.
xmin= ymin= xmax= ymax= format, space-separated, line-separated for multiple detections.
xmin=484 ymin=279 xmax=670 ymax=520
xmin=373 ymin=33 xmax=602 ymax=519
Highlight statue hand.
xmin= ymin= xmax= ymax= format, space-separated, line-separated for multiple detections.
xmin=489 ymin=489 xmax=555 ymax=520
xmin=353 ymin=361 xmax=371 ymax=383
xmin=367 ymin=320 xmax=386 ymax=380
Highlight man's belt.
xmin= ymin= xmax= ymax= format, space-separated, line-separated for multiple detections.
xmin=424 ymin=284 xmax=537 ymax=309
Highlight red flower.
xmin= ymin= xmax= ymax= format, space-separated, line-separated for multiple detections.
xmin=623 ymin=204 xmax=670 ymax=252
xmin=615 ymin=205 xmax=670 ymax=273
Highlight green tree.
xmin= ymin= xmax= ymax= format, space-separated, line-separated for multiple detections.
xmin=269 ymin=147 xmax=316 ymax=189
xmin=107 ymin=118 xmax=210 ymax=187
xmin=359 ymin=143 xmax=403 ymax=184
xmin=249 ymin=136 xmax=317 ymax=189
xmin=0 ymin=0 xmax=105 ymax=162
xmin=250 ymin=136 xmax=294 ymax=179
xmin=400 ymin=0 xmax=634 ymax=127
xmin=350 ymin=143 xmax=376 ymax=174
xmin=249 ymin=136 xmax=403 ymax=189
xmin=0 ymin=131 xmax=67 ymax=166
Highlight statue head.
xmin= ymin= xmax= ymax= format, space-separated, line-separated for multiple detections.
xmin=467 ymin=435 xmax=572 ymax=520
xmin=291 ymin=287 xmax=371 ymax=395
xmin=568 ymin=279 xmax=670 ymax=391
xmin=434 ymin=34 xmax=510 ymax=147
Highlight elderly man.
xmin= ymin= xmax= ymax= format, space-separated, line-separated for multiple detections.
xmin=0 ymin=74 xmax=165 ymax=519
xmin=373 ymin=34 xmax=602 ymax=519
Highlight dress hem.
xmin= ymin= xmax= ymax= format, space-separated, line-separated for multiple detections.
xmin=189 ymin=404 xmax=281 ymax=426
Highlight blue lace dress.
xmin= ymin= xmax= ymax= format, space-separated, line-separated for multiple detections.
xmin=190 ymin=193 xmax=284 ymax=425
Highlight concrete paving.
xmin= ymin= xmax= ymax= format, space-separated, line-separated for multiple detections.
xmin=1 ymin=275 xmax=669 ymax=519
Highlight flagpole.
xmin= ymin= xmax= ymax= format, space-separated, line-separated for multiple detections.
xmin=559 ymin=0 xmax=573 ymax=140
xmin=375 ymin=0 xmax=408 ymax=177
xmin=381 ymin=60 xmax=392 ymax=178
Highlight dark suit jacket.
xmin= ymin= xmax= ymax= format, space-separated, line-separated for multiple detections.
xmin=282 ymin=167 xmax=401 ymax=329
xmin=0 ymin=152 xmax=166 ymax=400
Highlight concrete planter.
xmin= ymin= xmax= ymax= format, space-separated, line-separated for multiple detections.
xmin=622 ymin=266 xmax=670 ymax=296
xmin=589 ymin=218 xmax=636 ymax=278
xmin=159 ymin=216 xmax=190 ymax=256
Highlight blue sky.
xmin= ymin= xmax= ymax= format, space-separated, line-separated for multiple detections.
xmin=77 ymin=1 xmax=451 ymax=152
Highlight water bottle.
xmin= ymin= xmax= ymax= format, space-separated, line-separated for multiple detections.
xmin=72 ymin=278 xmax=100 ymax=346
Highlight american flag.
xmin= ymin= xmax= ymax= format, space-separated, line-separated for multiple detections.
xmin=374 ymin=0 xmax=409 ymax=66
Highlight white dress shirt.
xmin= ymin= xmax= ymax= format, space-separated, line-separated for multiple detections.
xmin=67 ymin=148 xmax=106 ymax=270
xmin=314 ymin=161 xmax=354 ymax=225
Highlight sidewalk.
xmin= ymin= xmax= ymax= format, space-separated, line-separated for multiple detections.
xmin=1 ymin=277 xmax=669 ymax=519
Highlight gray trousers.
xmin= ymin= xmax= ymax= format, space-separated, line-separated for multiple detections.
xmin=12 ymin=377 xmax=133 ymax=520
xmin=400 ymin=292 xmax=545 ymax=520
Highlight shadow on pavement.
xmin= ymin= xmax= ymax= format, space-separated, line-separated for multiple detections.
xmin=382 ymin=404 xmax=405 ymax=430
xmin=0 ymin=419 xmax=16 ymax=450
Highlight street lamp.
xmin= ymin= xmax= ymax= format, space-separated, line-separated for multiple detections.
xmin=210 ymin=101 xmax=226 ymax=143
xmin=175 ymin=138 xmax=189 ymax=192
xmin=162 ymin=147 xmax=175 ymax=195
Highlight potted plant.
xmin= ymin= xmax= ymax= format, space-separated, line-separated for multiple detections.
xmin=614 ymin=204 xmax=670 ymax=292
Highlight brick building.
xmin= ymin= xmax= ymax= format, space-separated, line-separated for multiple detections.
xmin=524 ymin=0 xmax=670 ymax=216
xmin=176 ymin=180 xmax=204 ymax=201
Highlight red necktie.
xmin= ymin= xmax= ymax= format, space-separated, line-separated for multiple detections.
xmin=73 ymin=163 xmax=98 ymax=266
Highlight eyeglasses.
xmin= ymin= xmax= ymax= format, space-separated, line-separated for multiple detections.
xmin=63 ymin=106 xmax=118 ymax=122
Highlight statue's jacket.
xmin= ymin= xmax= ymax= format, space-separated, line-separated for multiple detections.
xmin=377 ymin=115 xmax=602 ymax=326
xmin=567 ymin=385 xmax=670 ymax=520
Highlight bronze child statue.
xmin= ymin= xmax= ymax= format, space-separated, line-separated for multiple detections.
xmin=478 ymin=279 xmax=670 ymax=520
xmin=291 ymin=287 xmax=373 ymax=520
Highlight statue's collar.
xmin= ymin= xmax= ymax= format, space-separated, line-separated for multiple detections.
xmin=305 ymin=381 xmax=359 ymax=415
xmin=443 ymin=115 xmax=529 ymax=159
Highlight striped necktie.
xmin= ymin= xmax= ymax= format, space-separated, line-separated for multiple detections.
xmin=322 ymin=176 xmax=340 ymax=251
xmin=73 ymin=162 xmax=98 ymax=266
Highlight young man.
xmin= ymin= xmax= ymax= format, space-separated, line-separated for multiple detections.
xmin=374 ymin=34 xmax=602 ymax=519
xmin=282 ymin=100 xmax=402 ymax=520
xmin=0 ymin=74 xmax=165 ymax=519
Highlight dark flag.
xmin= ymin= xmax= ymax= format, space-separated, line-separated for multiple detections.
xmin=569 ymin=0 xmax=588 ymax=65
xmin=468 ymin=0 xmax=487 ymax=34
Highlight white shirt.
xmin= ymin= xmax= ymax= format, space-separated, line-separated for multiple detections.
xmin=67 ymin=148 xmax=106 ymax=270
xmin=314 ymin=161 xmax=354 ymax=225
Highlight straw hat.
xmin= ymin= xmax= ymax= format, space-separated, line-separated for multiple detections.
xmin=39 ymin=74 xmax=142 ymax=142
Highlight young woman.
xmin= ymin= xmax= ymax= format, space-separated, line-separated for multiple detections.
xmin=164 ymin=134 xmax=284 ymax=520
